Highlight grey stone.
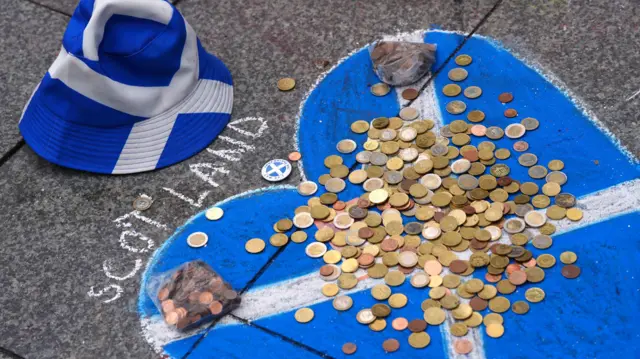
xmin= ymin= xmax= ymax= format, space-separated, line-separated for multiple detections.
xmin=465 ymin=0 xmax=640 ymax=157
xmin=0 ymin=1 xmax=67 ymax=157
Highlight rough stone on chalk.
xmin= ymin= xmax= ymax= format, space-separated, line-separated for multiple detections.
xmin=369 ymin=41 xmax=436 ymax=86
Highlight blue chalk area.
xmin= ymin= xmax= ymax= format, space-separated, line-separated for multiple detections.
xmin=162 ymin=333 xmax=203 ymax=359
xmin=427 ymin=32 xmax=639 ymax=197
xmin=297 ymin=46 xmax=400 ymax=201
xmin=482 ymin=211 xmax=640 ymax=359
xmin=191 ymin=323 xmax=319 ymax=359
xmin=138 ymin=187 xmax=308 ymax=318
xmin=253 ymin=280 xmax=448 ymax=358
xmin=141 ymin=31 xmax=640 ymax=358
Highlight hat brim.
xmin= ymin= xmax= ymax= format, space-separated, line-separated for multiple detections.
xmin=19 ymin=49 xmax=233 ymax=174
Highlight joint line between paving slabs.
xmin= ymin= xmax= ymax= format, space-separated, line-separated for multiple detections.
xmin=406 ymin=0 xmax=504 ymax=108
xmin=181 ymin=244 xmax=291 ymax=358
xmin=229 ymin=314 xmax=337 ymax=359
xmin=20 ymin=0 xmax=72 ymax=17
xmin=0 ymin=346 xmax=27 ymax=359
xmin=0 ymin=139 xmax=26 ymax=169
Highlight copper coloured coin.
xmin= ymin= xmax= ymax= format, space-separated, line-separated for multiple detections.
xmin=449 ymin=260 xmax=468 ymax=274
xmin=562 ymin=264 xmax=581 ymax=279
xmin=513 ymin=141 xmax=529 ymax=152
xmin=288 ymin=151 xmax=302 ymax=162
xmin=504 ymin=108 xmax=518 ymax=118
xmin=498 ymin=92 xmax=513 ymax=103
xmin=342 ymin=342 xmax=357 ymax=355
xmin=508 ymin=270 xmax=527 ymax=285
xmin=485 ymin=273 xmax=502 ymax=283
xmin=469 ymin=296 xmax=488 ymax=311
xmin=471 ymin=125 xmax=487 ymax=137
xmin=408 ymin=319 xmax=428 ymax=332
xmin=383 ymin=338 xmax=400 ymax=353
xmin=319 ymin=265 xmax=334 ymax=276
xmin=402 ymin=88 xmax=419 ymax=100
xmin=392 ymin=317 xmax=409 ymax=331
xmin=454 ymin=339 xmax=473 ymax=354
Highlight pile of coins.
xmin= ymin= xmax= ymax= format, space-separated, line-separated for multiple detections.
xmin=246 ymin=53 xmax=582 ymax=355
xmin=155 ymin=261 xmax=240 ymax=330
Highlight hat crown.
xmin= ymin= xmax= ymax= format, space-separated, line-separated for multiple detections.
xmin=46 ymin=0 xmax=199 ymax=121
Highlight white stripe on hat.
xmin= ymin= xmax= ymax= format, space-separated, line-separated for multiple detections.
xmin=48 ymin=4 xmax=199 ymax=118
xmin=83 ymin=0 xmax=174 ymax=61
xmin=111 ymin=79 xmax=233 ymax=174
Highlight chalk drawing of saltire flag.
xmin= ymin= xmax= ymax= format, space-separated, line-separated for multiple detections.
xmin=138 ymin=30 xmax=640 ymax=359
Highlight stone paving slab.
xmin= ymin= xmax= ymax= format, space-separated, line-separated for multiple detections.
xmin=464 ymin=0 xmax=640 ymax=158
xmin=0 ymin=0 xmax=467 ymax=357
xmin=0 ymin=1 xmax=67 ymax=158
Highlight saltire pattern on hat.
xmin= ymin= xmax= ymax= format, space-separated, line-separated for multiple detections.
xmin=19 ymin=0 xmax=233 ymax=174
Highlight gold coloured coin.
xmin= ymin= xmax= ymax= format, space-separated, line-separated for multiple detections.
xmin=542 ymin=182 xmax=561 ymax=196
xmin=294 ymin=308 xmax=314 ymax=323
xmin=560 ymin=251 xmax=578 ymax=264
xmin=537 ymin=254 xmax=556 ymax=268
xmin=424 ymin=307 xmax=446 ymax=325
xmin=450 ymin=323 xmax=469 ymax=337
xmin=323 ymin=250 xmax=342 ymax=264
xmin=370 ymin=189 xmax=389 ymax=204
xmin=483 ymin=313 xmax=503 ymax=326
xmin=525 ymin=287 xmax=545 ymax=303
xmin=408 ymin=332 xmax=431 ymax=348
xmin=448 ymin=68 xmax=468 ymax=81
xmin=486 ymin=323 xmax=504 ymax=338
xmin=385 ymin=271 xmax=405 ymax=286
xmin=443 ymin=84 xmax=462 ymax=97
xmin=546 ymin=205 xmax=567 ymax=220
xmin=566 ymin=207 xmax=583 ymax=221
xmin=371 ymin=284 xmax=392 ymax=300
xmin=467 ymin=110 xmax=485 ymax=123
xmin=291 ymin=231 xmax=307 ymax=243
xmin=322 ymin=283 xmax=340 ymax=297
xmin=464 ymin=312 xmax=483 ymax=328
xmin=548 ymin=159 xmax=565 ymax=171
xmin=350 ymin=120 xmax=370 ymax=133
xmin=270 ymin=233 xmax=289 ymax=247
xmin=277 ymin=78 xmax=296 ymax=91
xmin=389 ymin=293 xmax=408 ymax=308
xmin=488 ymin=296 xmax=510 ymax=313
xmin=455 ymin=54 xmax=472 ymax=66
xmin=245 ymin=238 xmax=266 ymax=254
xmin=369 ymin=319 xmax=387 ymax=332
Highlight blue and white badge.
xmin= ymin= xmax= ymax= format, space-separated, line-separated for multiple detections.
xmin=19 ymin=0 xmax=233 ymax=174
xmin=261 ymin=159 xmax=292 ymax=182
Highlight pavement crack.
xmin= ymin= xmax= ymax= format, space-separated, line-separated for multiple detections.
xmin=21 ymin=0 xmax=72 ymax=17
xmin=0 ymin=346 xmax=26 ymax=359
xmin=229 ymin=314 xmax=337 ymax=359
xmin=0 ymin=139 xmax=25 ymax=169
xmin=406 ymin=0 xmax=504 ymax=108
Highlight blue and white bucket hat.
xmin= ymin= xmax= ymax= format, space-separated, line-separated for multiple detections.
xmin=19 ymin=0 xmax=233 ymax=174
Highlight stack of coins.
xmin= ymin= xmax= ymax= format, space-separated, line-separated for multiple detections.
xmin=156 ymin=261 xmax=240 ymax=330
xmin=247 ymin=53 xmax=582 ymax=354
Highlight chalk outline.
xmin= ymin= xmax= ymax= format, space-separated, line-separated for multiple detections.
xmin=138 ymin=29 xmax=640 ymax=357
